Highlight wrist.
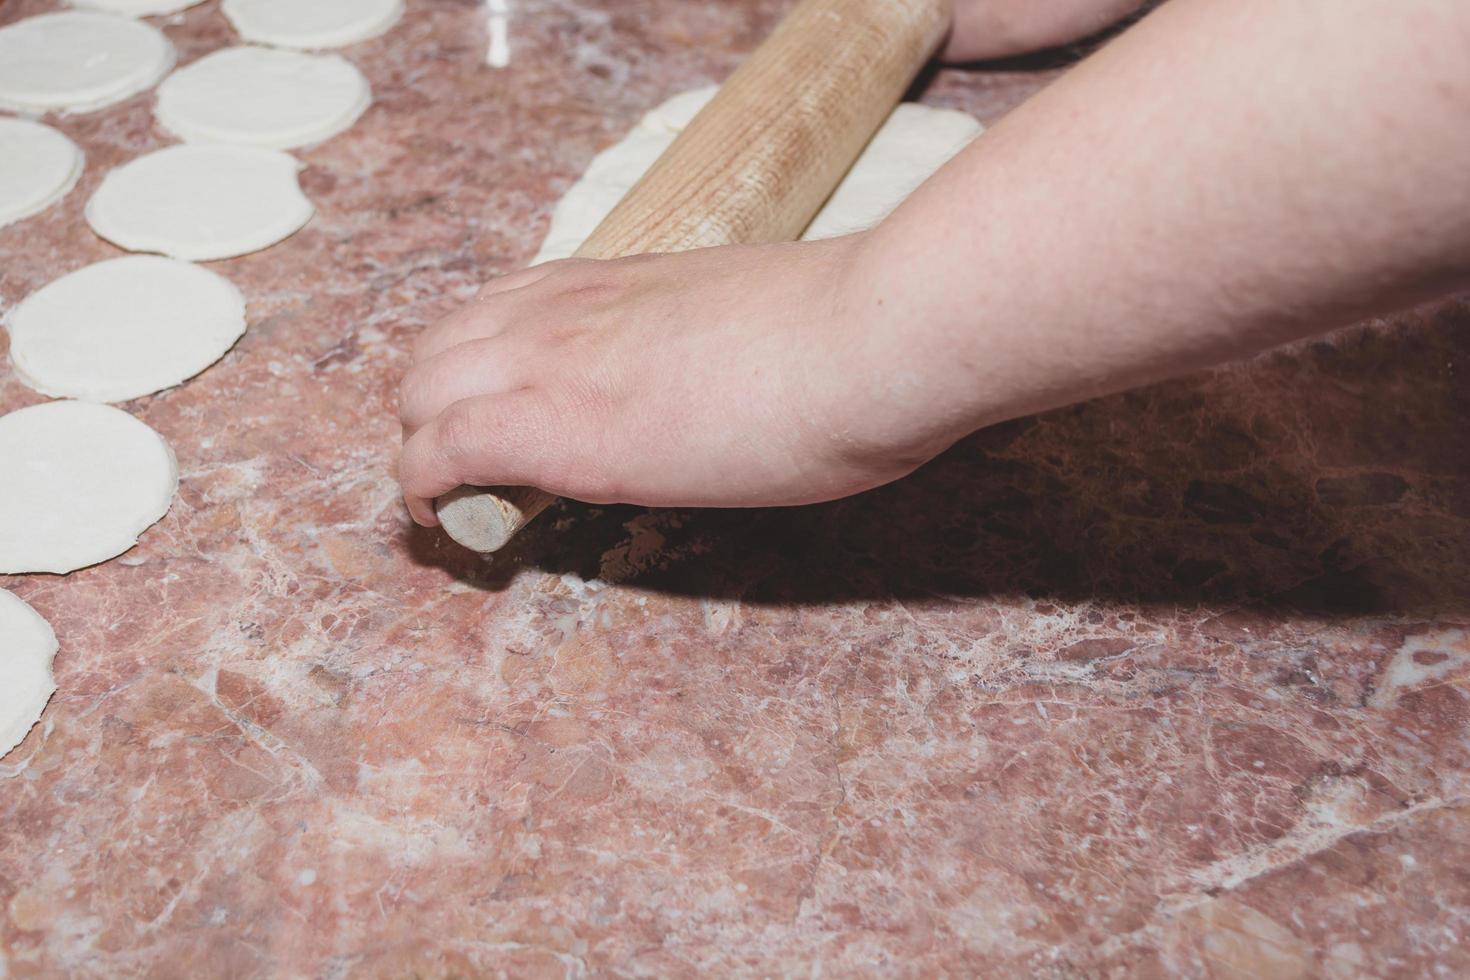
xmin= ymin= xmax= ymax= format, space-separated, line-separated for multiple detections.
xmin=823 ymin=227 xmax=980 ymax=479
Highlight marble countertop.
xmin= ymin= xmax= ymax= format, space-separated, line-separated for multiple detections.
xmin=3 ymin=0 xmax=1470 ymax=974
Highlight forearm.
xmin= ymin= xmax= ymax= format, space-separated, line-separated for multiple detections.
xmin=854 ymin=0 xmax=1470 ymax=456
xmin=396 ymin=0 xmax=1470 ymax=519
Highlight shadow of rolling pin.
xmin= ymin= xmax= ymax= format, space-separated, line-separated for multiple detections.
xmin=437 ymin=0 xmax=953 ymax=553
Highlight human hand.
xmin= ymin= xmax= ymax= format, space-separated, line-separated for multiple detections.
xmin=396 ymin=235 xmax=949 ymax=528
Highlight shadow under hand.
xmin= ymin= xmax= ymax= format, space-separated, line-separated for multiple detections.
xmin=407 ymin=300 xmax=1470 ymax=623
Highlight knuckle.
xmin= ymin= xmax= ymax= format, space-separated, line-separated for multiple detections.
xmin=535 ymin=387 xmax=619 ymax=501
xmin=396 ymin=372 xmax=422 ymax=424
xmin=546 ymin=261 xmax=637 ymax=305
xmin=398 ymin=441 xmax=434 ymax=498
xmin=472 ymin=279 xmax=509 ymax=302
xmin=396 ymin=386 xmax=411 ymax=425
xmin=436 ymin=400 xmax=482 ymax=465
xmin=559 ymin=371 xmax=616 ymax=419
xmin=541 ymin=257 xmax=595 ymax=278
xmin=543 ymin=325 xmax=590 ymax=357
xmin=411 ymin=327 xmax=445 ymax=363
xmin=560 ymin=280 xmax=621 ymax=306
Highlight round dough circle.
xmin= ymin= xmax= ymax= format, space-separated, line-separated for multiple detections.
xmin=0 ymin=119 xmax=84 ymax=230
xmin=533 ymin=88 xmax=982 ymax=264
xmin=0 ymin=401 xmax=178 ymax=575
xmin=222 ymin=0 xmax=405 ymax=50
xmin=0 ymin=12 xmax=174 ymax=114
xmin=155 ymin=46 xmax=371 ymax=149
xmin=87 ymin=144 xmax=315 ymax=261
xmin=69 ymin=0 xmax=207 ymax=16
xmin=6 ymin=256 xmax=247 ymax=403
xmin=0 ymin=589 xmax=59 ymax=759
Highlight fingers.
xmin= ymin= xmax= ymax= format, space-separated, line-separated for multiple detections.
xmin=398 ymin=336 xmax=525 ymax=435
xmin=478 ymin=262 xmax=562 ymax=298
xmin=398 ymin=258 xmax=617 ymax=527
xmin=398 ymin=390 xmax=557 ymax=527
xmin=411 ymin=260 xmax=585 ymax=364
xmin=411 ymin=304 xmax=507 ymax=366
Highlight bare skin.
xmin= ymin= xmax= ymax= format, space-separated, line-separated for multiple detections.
xmin=942 ymin=0 xmax=1148 ymax=61
xmin=398 ymin=0 xmax=1470 ymax=528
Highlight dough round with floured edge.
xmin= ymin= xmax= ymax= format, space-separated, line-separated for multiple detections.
xmin=0 ymin=119 xmax=84 ymax=230
xmin=0 ymin=401 xmax=178 ymax=575
xmin=533 ymin=87 xmax=982 ymax=264
xmin=86 ymin=144 xmax=314 ymax=261
xmin=222 ymin=0 xmax=405 ymax=50
xmin=155 ymin=46 xmax=371 ymax=149
xmin=69 ymin=0 xmax=206 ymax=16
xmin=6 ymin=256 xmax=247 ymax=403
xmin=0 ymin=589 xmax=59 ymax=759
xmin=0 ymin=12 xmax=174 ymax=114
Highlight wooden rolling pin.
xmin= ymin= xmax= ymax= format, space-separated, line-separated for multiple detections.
xmin=437 ymin=0 xmax=952 ymax=553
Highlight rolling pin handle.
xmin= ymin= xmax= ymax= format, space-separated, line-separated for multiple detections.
xmin=436 ymin=484 xmax=555 ymax=554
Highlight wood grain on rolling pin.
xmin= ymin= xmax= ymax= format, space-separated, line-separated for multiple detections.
xmin=437 ymin=0 xmax=953 ymax=553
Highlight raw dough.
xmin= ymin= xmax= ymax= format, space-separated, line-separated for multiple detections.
xmin=87 ymin=144 xmax=314 ymax=260
xmin=0 ymin=12 xmax=174 ymax=114
xmin=0 ymin=400 xmax=178 ymax=575
xmin=0 ymin=118 xmax=84 ymax=230
xmin=69 ymin=0 xmax=206 ymax=16
xmin=155 ymin=46 xmax=371 ymax=149
xmin=534 ymin=86 xmax=982 ymax=264
xmin=0 ymin=589 xmax=59 ymax=759
xmin=6 ymin=256 xmax=247 ymax=403
xmin=805 ymin=104 xmax=984 ymax=240
xmin=221 ymin=0 xmax=405 ymax=50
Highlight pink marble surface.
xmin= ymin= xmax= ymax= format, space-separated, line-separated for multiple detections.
xmin=3 ymin=0 xmax=1470 ymax=976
